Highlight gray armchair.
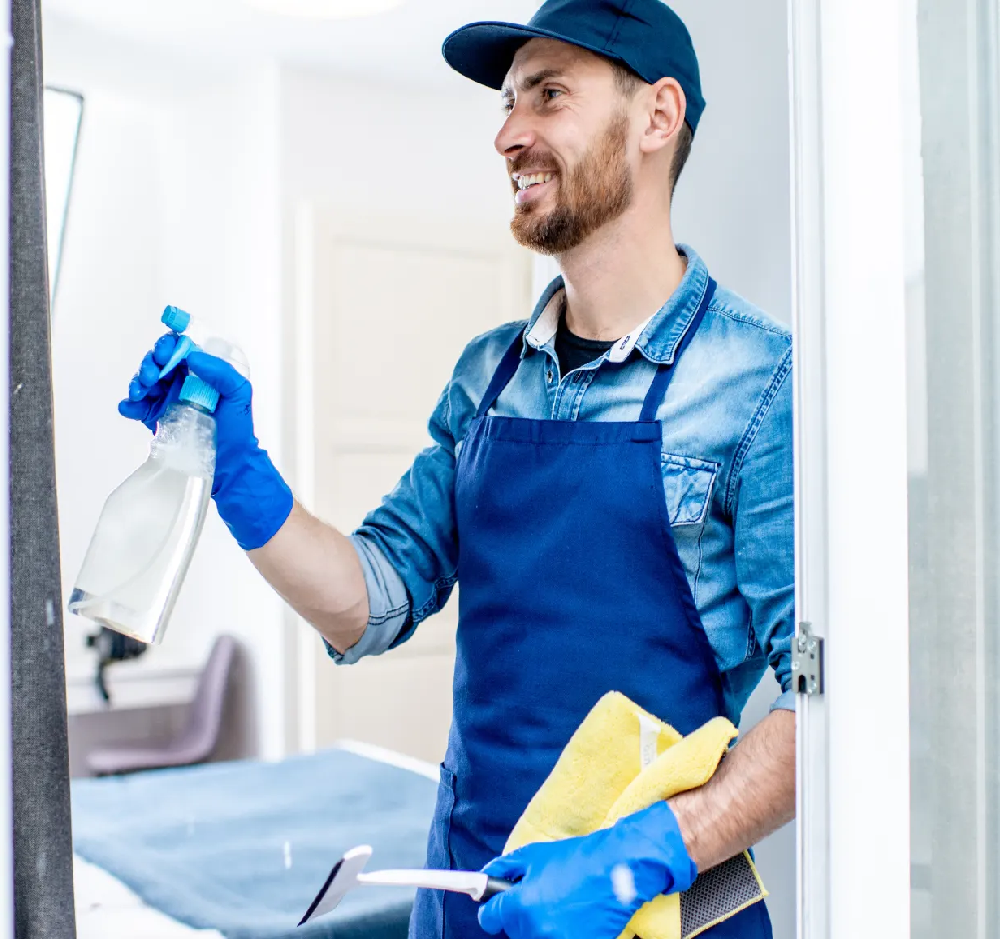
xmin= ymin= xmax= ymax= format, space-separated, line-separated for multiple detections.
xmin=86 ymin=634 xmax=238 ymax=777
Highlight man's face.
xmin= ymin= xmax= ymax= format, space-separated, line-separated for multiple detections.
xmin=497 ymin=39 xmax=636 ymax=255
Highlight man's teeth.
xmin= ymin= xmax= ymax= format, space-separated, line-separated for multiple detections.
xmin=516 ymin=172 xmax=554 ymax=191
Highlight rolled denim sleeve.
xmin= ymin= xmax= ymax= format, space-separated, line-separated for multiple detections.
xmin=731 ymin=349 xmax=796 ymax=712
xmin=324 ymin=537 xmax=411 ymax=665
xmin=325 ymin=379 xmax=462 ymax=665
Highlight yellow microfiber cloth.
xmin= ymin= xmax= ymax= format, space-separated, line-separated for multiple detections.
xmin=503 ymin=691 xmax=767 ymax=939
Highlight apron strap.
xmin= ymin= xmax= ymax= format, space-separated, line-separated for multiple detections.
xmin=639 ymin=277 xmax=718 ymax=423
xmin=476 ymin=332 xmax=525 ymax=419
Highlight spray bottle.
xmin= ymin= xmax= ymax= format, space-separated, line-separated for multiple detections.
xmin=67 ymin=307 xmax=248 ymax=645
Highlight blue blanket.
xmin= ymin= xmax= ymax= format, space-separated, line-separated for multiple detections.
xmin=71 ymin=748 xmax=439 ymax=939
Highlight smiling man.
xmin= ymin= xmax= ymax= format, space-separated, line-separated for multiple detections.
xmin=121 ymin=1 xmax=794 ymax=937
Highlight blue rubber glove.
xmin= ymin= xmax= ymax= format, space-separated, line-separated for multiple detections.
xmin=119 ymin=334 xmax=294 ymax=550
xmin=119 ymin=333 xmax=186 ymax=433
xmin=478 ymin=802 xmax=697 ymax=939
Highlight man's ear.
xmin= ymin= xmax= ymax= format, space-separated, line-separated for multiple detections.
xmin=639 ymin=77 xmax=687 ymax=155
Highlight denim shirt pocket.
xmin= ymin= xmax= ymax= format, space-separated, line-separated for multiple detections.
xmin=660 ymin=453 xmax=720 ymax=528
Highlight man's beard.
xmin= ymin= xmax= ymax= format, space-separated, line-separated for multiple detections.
xmin=510 ymin=111 xmax=634 ymax=256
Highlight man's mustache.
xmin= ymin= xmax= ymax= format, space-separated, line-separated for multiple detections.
xmin=507 ymin=150 xmax=560 ymax=176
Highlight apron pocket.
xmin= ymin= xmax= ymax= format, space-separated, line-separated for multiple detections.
xmin=426 ymin=763 xmax=457 ymax=870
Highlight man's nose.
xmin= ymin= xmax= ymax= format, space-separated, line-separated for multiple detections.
xmin=495 ymin=104 xmax=536 ymax=159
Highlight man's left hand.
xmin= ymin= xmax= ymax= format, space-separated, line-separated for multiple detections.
xmin=478 ymin=802 xmax=697 ymax=938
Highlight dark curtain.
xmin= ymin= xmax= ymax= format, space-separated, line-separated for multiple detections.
xmin=9 ymin=0 xmax=77 ymax=935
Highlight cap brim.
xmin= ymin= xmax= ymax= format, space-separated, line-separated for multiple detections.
xmin=442 ymin=21 xmax=623 ymax=91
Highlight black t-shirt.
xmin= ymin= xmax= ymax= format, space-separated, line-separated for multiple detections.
xmin=554 ymin=305 xmax=617 ymax=375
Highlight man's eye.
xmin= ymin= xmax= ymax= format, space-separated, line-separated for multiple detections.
xmin=501 ymin=99 xmax=514 ymax=114
xmin=543 ymin=88 xmax=563 ymax=102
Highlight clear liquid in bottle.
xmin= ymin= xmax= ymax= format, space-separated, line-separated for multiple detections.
xmin=68 ymin=403 xmax=216 ymax=644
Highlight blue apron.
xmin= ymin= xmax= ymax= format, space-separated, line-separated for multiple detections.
xmin=409 ymin=278 xmax=772 ymax=939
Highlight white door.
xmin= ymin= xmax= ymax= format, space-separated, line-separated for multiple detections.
xmin=789 ymin=0 xmax=1000 ymax=934
xmin=291 ymin=204 xmax=533 ymax=764
xmin=791 ymin=0 xmax=915 ymax=933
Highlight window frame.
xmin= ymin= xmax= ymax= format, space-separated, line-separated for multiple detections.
xmin=42 ymin=85 xmax=84 ymax=310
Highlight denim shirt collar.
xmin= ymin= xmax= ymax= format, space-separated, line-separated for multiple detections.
xmin=522 ymin=244 xmax=712 ymax=366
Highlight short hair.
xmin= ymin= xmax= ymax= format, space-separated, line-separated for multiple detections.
xmin=609 ymin=59 xmax=693 ymax=193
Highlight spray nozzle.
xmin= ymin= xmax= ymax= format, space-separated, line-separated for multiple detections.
xmin=161 ymin=305 xmax=191 ymax=334
xmin=154 ymin=305 xmax=249 ymax=414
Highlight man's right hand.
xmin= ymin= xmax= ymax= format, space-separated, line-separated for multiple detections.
xmin=118 ymin=333 xmax=294 ymax=551
xmin=118 ymin=333 xmax=368 ymax=652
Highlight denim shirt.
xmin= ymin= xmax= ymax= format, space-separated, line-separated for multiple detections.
xmin=333 ymin=245 xmax=796 ymax=723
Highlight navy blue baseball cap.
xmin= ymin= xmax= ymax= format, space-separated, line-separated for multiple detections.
xmin=443 ymin=0 xmax=705 ymax=133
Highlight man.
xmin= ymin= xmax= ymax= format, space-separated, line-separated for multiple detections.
xmin=122 ymin=1 xmax=794 ymax=936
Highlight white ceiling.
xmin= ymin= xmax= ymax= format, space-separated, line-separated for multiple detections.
xmin=40 ymin=0 xmax=543 ymax=87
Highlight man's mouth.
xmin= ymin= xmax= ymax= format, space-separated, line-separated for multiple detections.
xmin=512 ymin=171 xmax=556 ymax=205
xmin=514 ymin=172 xmax=554 ymax=191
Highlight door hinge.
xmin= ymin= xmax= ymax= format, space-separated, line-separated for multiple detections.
xmin=791 ymin=622 xmax=824 ymax=696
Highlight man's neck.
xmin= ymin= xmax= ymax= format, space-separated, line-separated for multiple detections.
xmin=556 ymin=209 xmax=686 ymax=342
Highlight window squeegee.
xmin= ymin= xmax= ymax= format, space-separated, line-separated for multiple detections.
xmin=298 ymin=844 xmax=511 ymax=926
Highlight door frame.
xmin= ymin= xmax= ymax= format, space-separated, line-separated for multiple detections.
xmin=789 ymin=0 xmax=913 ymax=936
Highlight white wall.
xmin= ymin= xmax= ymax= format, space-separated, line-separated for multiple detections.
xmin=47 ymin=20 xmax=169 ymax=664
xmin=45 ymin=16 xmax=289 ymax=760
xmin=279 ymin=67 xmax=513 ymax=224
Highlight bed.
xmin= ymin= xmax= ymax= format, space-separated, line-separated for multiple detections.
xmin=71 ymin=741 xmax=440 ymax=939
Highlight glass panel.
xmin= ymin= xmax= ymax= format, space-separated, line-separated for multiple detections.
xmin=42 ymin=87 xmax=83 ymax=308
xmin=906 ymin=0 xmax=1000 ymax=934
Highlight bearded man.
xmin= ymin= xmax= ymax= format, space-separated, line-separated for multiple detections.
xmin=121 ymin=2 xmax=795 ymax=937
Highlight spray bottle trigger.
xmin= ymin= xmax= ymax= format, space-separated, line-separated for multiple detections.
xmin=158 ymin=335 xmax=195 ymax=381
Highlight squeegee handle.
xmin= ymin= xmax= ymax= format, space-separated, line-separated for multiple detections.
xmin=481 ymin=877 xmax=511 ymax=901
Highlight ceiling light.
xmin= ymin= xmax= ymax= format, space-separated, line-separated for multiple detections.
xmin=243 ymin=0 xmax=406 ymax=18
